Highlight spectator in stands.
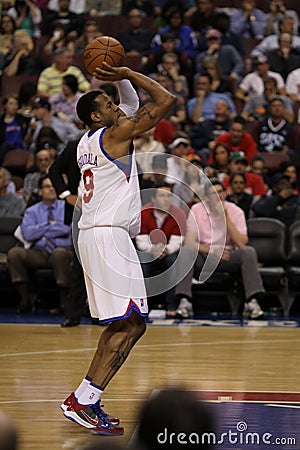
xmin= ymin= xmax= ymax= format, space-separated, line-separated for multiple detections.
xmin=172 ymin=153 xmax=205 ymax=209
xmin=0 ymin=14 xmax=16 ymax=56
xmin=0 ymin=95 xmax=31 ymax=164
xmin=212 ymin=11 xmax=245 ymax=56
xmin=242 ymin=76 xmax=294 ymax=123
xmin=151 ymin=7 xmax=198 ymax=58
xmin=253 ymin=97 xmax=297 ymax=156
xmin=49 ymin=74 xmax=83 ymax=124
xmin=265 ymin=32 xmax=300 ymax=81
xmin=264 ymin=0 xmax=299 ymax=36
xmin=252 ymin=173 xmax=300 ymax=226
xmin=122 ymin=0 xmax=154 ymax=16
xmin=134 ymin=127 xmax=165 ymax=174
xmin=226 ymin=173 xmax=254 ymax=219
xmin=25 ymin=96 xmax=80 ymax=153
xmin=116 ymin=8 xmax=154 ymax=57
xmin=251 ymin=15 xmax=300 ymax=57
xmin=0 ymin=167 xmax=26 ymax=217
xmin=154 ymin=0 xmax=196 ymax=29
xmin=3 ymin=30 xmax=48 ymax=76
xmin=202 ymin=56 xmax=233 ymax=96
xmin=280 ymin=161 xmax=300 ymax=194
xmin=165 ymin=136 xmax=191 ymax=184
xmin=204 ymin=142 xmax=231 ymax=182
xmin=140 ymin=153 xmax=168 ymax=205
xmin=0 ymin=410 xmax=18 ymax=450
xmin=207 ymin=116 xmax=258 ymax=165
xmin=7 ymin=0 xmax=42 ymax=38
xmin=187 ymin=0 xmax=218 ymax=36
xmin=7 ymin=175 xmax=73 ymax=313
xmin=187 ymin=73 xmax=236 ymax=124
xmin=136 ymin=182 xmax=186 ymax=314
xmin=22 ymin=146 xmax=54 ymax=203
xmin=17 ymin=80 xmax=37 ymax=118
xmin=174 ymin=179 xmax=265 ymax=319
xmin=42 ymin=0 xmax=83 ymax=40
xmin=74 ymin=20 xmax=101 ymax=54
xmin=285 ymin=67 xmax=300 ymax=101
xmin=188 ymin=99 xmax=231 ymax=159
xmin=222 ymin=151 xmax=266 ymax=198
xmin=43 ymin=22 xmax=74 ymax=57
xmin=250 ymin=154 xmax=270 ymax=189
xmin=235 ymin=55 xmax=285 ymax=103
xmin=195 ymin=28 xmax=244 ymax=82
xmin=230 ymin=0 xmax=266 ymax=39
xmin=151 ymin=52 xmax=190 ymax=98
xmin=37 ymin=47 xmax=91 ymax=98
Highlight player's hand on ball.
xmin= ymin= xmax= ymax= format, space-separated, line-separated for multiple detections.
xmin=94 ymin=62 xmax=130 ymax=81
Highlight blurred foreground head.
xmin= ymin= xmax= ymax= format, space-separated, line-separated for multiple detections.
xmin=0 ymin=410 xmax=18 ymax=450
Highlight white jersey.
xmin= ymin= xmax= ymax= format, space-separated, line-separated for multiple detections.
xmin=77 ymin=126 xmax=141 ymax=237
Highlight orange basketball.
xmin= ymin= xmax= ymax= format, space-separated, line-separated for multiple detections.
xmin=83 ymin=36 xmax=126 ymax=75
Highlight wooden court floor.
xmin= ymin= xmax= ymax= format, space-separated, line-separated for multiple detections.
xmin=0 ymin=323 xmax=299 ymax=449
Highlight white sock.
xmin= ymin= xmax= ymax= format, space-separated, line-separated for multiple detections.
xmin=74 ymin=377 xmax=91 ymax=399
xmin=78 ymin=383 xmax=103 ymax=405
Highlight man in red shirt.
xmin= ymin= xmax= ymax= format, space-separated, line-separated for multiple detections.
xmin=135 ymin=182 xmax=186 ymax=314
xmin=222 ymin=151 xmax=267 ymax=198
xmin=208 ymin=116 xmax=258 ymax=165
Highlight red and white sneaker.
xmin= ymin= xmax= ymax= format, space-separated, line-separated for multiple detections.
xmin=63 ymin=399 xmax=124 ymax=436
xmin=61 ymin=393 xmax=120 ymax=426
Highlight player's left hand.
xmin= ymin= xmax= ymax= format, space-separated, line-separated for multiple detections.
xmin=94 ymin=62 xmax=130 ymax=81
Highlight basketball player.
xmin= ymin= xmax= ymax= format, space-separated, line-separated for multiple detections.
xmin=61 ymin=63 xmax=176 ymax=436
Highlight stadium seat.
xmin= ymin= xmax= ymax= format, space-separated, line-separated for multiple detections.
xmin=286 ymin=220 xmax=300 ymax=316
xmin=0 ymin=74 xmax=39 ymax=98
xmin=2 ymin=149 xmax=30 ymax=178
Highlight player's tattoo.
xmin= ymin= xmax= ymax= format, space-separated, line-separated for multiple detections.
xmin=111 ymin=350 xmax=125 ymax=370
xmin=127 ymin=107 xmax=156 ymax=123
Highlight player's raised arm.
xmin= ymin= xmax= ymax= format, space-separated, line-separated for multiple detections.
xmin=94 ymin=63 xmax=177 ymax=138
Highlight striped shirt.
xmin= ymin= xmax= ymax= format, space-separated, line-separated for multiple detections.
xmin=37 ymin=64 xmax=91 ymax=95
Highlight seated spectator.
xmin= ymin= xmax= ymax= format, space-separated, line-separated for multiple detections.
xmin=265 ymin=32 xmax=300 ymax=81
xmin=207 ymin=116 xmax=258 ymax=166
xmin=252 ymin=173 xmax=300 ymax=226
xmin=17 ymin=80 xmax=37 ymax=118
xmin=0 ymin=14 xmax=16 ymax=56
xmin=236 ymin=55 xmax=285 ymax=103
xmin=212 ymin=11 xmax=245 ymax=56
xmin=202 ymin=56 xmax=233 ymax=97
xmin=0 ymin=95 xmax=31 ymax=164
xmin=187 ymin=0 xmax=218 ymax=36
xmin=22 ymin=146 xmax=54 ymax=204
xmin=242 ymin=76 xmax=294 ymax=123
xmin=7 ymin=0 xmax=42 ymax=37
xmin=251 ymin=15 xmax=300 ymax=57
xmin=122 ymin=0 xmax=154 ymax=16
xmin=49 ymin=74 xmax=83 ymax=124
xmin=174 ymin=179 xmax=265 ymax=319
xmin=226 ymin=173 xmax=254 ymax=219
xmin=165 ymin=136 xmax=190 ymax=184
xmin=188 ymin=99 xmax=231 ymax=159
xmin=43 ymin=22 xmax=75 ymax=57
xmin=250 ymin=154 xmax=270 ymax=190
xmin=150 ymin=52 xmax=189 ymax=98
xmin=7 ymin=175 xmax=73 ymax=313
xmin=195 ymin=28 xmax=244 ymax=83
xmin=280 ymin=161 xmax=300 ymax=194
xmin=74 ymin=20 xmax=101 ymax=54
xmin=253 ymin=97 xmax=297 ymax=156
xmin=222 ymin=151 xmax=267 ymax=198
xmin=230 ymin=0 xmax=266 ymax=39
xmin=3 ymin=29 xmax=49 ymax=76
xmin=134 ymin=128 xmax=166 ymax=175
xmin=116 ymin=8 xmax=154 ymax=57
xmin=0 ymin=167 xmax=26 ymax=217
xmin=37 ymin=47 xmax=91 ymax=98
xmin=204 ymin=142 xmax=231 ymax=182
xmin=136 ymin=182 xmax=186 ymax=314
xmin=42 ymin=0 xmax=84 ymax=40
xmin=172 ymin=153 xmax=205 ymax=210
xmin=151 ymin=7 xmax=198 ymax=58
xmin=285 ymin=67 xmax=300 ymax=102
xmin=141 ymin=31 xmax=193 ymax=89
xmin=264 ymin=0 xmax=299 ymax=36
xmin=25 ymin=96 xmax=80 ymax=153
xmin=187 ymin=72 xmax=236 ymax=124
